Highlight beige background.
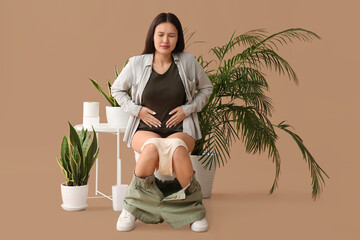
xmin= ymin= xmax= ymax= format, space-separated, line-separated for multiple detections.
xmin=1 ymin=0 xmax=359 ymax=239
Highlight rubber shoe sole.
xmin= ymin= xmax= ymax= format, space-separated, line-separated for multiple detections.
xmin=116 ymin=223 xmax=135 ymax=232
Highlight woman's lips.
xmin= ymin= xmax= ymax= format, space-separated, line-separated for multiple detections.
xmin=161 ymin=46 xmax=169 ymax=48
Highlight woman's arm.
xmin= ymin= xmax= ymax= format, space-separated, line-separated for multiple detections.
xmin=110 ymin=57 xmax=142 ymax=117
xmin=181 ymin=57 xmax=213 ymax=117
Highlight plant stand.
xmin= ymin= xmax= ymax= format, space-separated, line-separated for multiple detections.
xmin=75 ymin=123 xmax=128 ymax=211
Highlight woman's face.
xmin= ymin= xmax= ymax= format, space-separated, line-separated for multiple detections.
xmin=153 ymin=22 xmax=178 ymax=55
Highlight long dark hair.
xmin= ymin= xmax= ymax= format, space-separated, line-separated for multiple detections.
xmin=141 ymin=12 xmax=185 ymax=55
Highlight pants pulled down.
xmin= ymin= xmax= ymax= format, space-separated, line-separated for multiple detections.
xmin=123 ymin=171 xmax=206 ymax=229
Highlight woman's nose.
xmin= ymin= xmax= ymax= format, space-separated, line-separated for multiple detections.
xmin=162 ymin=36 xmax=169 ymax=43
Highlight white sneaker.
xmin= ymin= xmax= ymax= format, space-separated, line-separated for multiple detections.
xmin=190 ymin=218 xmax=209 ymax=232
xmin=116 ymin=209 xmax=136 ymax=231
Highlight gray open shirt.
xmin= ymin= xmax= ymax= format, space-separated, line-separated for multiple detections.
xmin=110 ymin=51 xmax=213 ymax=148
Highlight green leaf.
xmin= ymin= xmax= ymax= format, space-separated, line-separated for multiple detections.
xmin=82 ymin=135 xmax=91 ymax=157
xmin=60 ymin=135 xmax=71 ymax=174
xmin=79 ymin=127 xmax=85 ymax=143
xmin=107 ymin=82 xmax=119 ymax=107
xmin=60 ymin=136 xmax=69 ymax=162
xmin=68 ymin=122 xmax=83 ymax=162
xmin=82 ymin=126 xmax=98 ymax=184
xmin=80 ymin=134 xmax=91 ymax=180
xmin=69 ymin=154 xmax=79 ymax=185
xmin=90 ymin=149 xmax=100 ymax=172
xmin=89 ymin=78 xmax=118 ymax=106
xmin=57 ymin=156 xmax=70 ymax=181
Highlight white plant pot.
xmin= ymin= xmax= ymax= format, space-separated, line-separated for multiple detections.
xmin=106 ymin=106 xmax=130 ymax=129
xmin=61 ymin=184 xmax=88 ymax=211
xmin=190 ymin=154 xmax=216 ymax=198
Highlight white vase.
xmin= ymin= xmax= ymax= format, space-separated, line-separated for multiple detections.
xmin=190 ymin=154 xmax=216 ymax=198
xmin=61 ymin=184 xmax=88 ymax=211
xmin=106 ymin=106 xmax=130 ymax=129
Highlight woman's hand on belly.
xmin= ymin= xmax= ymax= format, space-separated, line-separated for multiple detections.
xmin=138 ymin=107 xmax=162 ymax=128
xmin=166 ymin=106 xmax=186 ymax=128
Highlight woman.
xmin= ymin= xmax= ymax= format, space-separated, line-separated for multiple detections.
xmin=110 ymin=12 xmax=213 ymax=232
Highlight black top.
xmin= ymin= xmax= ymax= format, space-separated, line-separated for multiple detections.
xmin=137 ymin=56 xmax=187 ymax=136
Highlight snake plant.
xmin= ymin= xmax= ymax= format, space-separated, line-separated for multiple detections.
xmin=89 ymin=60 xmax=130 ymax=106
xmin=57 ymin=122 xmax=99 ymax=186
xmin=187 ymin=28 xmax=329 ymax=200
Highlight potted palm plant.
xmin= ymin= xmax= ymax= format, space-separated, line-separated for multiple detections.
xmin=89 ymin=63 xmax=130 ymax=129
xmin=57 ymin=122 xmax=99 ymax=211
xmin=188 ymin=28 xmax=329 ymax=200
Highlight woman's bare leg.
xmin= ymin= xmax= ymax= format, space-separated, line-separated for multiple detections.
xmin=167 ymin=132 xmax=195 ymax=188
xmin=131 ymin=130 xmax=161 ymax=178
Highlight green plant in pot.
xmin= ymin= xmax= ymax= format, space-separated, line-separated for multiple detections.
xmin=89 ymin=63 xmax=131 ymax=129
xmin=187 ymin=28 xmax=329 ymax=200
xmin=57 ymin=122 xmax=99 ymax=211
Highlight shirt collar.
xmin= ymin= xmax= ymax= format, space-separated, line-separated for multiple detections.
xmin=144 ymin=52 xmax=179 ymax=67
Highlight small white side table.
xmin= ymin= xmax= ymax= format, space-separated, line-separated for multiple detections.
xmin=75 ymin=123 xmax=128 ymax=211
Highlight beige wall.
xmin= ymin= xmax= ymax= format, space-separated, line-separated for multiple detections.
xmin=1 ymin=0 xmax=359 ymax=239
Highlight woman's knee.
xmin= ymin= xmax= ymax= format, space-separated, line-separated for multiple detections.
xmin=135 ymin=143 xmax=159 ymax=172
xmin=173 ymin=147 xmax=193 ymax=169
xmin=166 ymin=132 xmax=195 ymax=153
xmin=172 ymin=146 xmax=190 ymax=161
xmin=141 ymin=143 xmax=159 ymax=160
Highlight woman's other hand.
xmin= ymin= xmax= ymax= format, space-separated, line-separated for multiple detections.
xmin=138 ymin=107 xmax=161 ymax=128
xmin=166 ymin=106 xmax=186 ymax=128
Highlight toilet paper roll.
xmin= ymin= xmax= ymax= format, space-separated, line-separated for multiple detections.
xmin=83 ymin=116 xmax=100 ymax=129
xmin=83 ymin=102 xmax=99 ymax=117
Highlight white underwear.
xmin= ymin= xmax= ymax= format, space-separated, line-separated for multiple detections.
xmin=141 ymin=138 xmax=188 ymax=176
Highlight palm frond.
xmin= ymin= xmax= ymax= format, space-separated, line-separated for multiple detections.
xmin=275 ymin=121 xmax=329 ymax=200
xmin=251 ymin=48 xmax=299 ymax=85
xmin=200 ymin=102 xmax=284 ymax=193
xmin=232 ymin=28 xmax=268 ymax=47
xmin=199 ymin=110 xmax=238 ymax=169
xmin=220 ymin=67 xmax=274 ymax=116
xmin=231 ymin=105 xmax=282 ymax=194
xmin=196 ymin=55 xmax=214 ymax=74
xmin=209 ymin=31 xmax=237 ymax=67
xmin=209 ymin=29 xmax=268 ymax=65
xmin=183 ymin=27 xmax=207 ymax=50
xmin=256 ymin=28 xmax=321 ymax=52
xmin=267 ymin=140 xmax=281 ymax=195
